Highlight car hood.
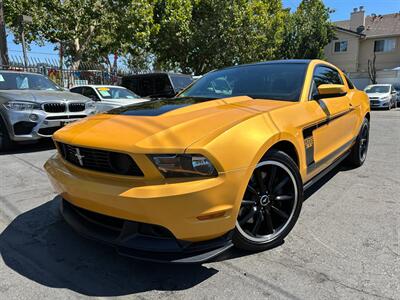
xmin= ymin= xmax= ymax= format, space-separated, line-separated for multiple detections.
xmin=0 ymin=90 xmax=90 ymax=103
xmin=102 ymin=98 xmax=149 ymax=104
xmin=53 ymin=96 xmax=293 ymax=153
xmin=366 ymin=93 xmax=390 ymax=98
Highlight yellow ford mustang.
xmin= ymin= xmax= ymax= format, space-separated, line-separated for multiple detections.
xmin=45 ymin=59 xmax=370 ymax=263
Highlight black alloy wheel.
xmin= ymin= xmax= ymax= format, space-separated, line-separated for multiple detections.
xmin=359 ymin=121 xmax=369 ymax=163
xmin=0 ymin=118 xmax=13 ymax=152
xmin=347 ymin=117 xmax=370 ymax=167
xmin=233 ymin=150 xmax=303 ymax=251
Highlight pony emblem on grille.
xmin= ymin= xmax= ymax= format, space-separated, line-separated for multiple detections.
xmin=73 ymin=148 xmax=85 ymax=166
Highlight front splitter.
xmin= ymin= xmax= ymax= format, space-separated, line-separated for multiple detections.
xmin=59 ymin=197 xmax=234 ymax=264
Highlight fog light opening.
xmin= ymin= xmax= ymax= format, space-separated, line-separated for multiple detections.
xmin=29 ymin=114 xmax=39 ymax=122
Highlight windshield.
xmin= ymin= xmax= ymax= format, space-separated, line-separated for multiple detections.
xmin=179 ymin=63 xmax=308 ymax=101
xmin=96 ymin=87 xmax=140 ymax=99
xmin=364 ymin=85 xmax=390 ymax=94
xmin=170 ymin=75 xmax=193 ymax=91
xmin=0 ymin=72 xmax=61 ymax=91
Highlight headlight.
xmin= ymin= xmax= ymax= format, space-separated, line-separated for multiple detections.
xmin=86 ymin=101 xmax=96 ymax=109
xmin=380 ymin=96 xmax=390 ymax=101
xmin=5 ymin=101 xmax=40 ymax=111
xmin=149 ymin=154 xmax=218 ymax=178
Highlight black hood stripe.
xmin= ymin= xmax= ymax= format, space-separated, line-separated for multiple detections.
xmin=106 ymin=97 xmax=216 ymax=116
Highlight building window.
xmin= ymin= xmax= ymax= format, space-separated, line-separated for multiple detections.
xmin=334 ymin=41 xmax=348 ymax=52
xmin=374 ymin=39 xmax=396 ymax=52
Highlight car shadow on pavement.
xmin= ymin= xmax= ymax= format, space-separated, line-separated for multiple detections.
xmin=303 ymin=163 xmax=351 ymax=201
xmin=0 ymin=162 xmax=352 ymax=296
xmin=0 ymin=198 xmax=218 ymax=297
xmin=0 ymin=138 xmax=55 ymax=155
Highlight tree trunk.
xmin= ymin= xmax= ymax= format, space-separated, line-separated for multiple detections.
xmin=71 ymin=38 xmax=82 ymax=70
xmin=368 ymin=53 xmax=377 ymax=84
xmin=71 ymin=59 xmax=81 ymax=71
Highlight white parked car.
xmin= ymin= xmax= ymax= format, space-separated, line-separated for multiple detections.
xmin=70 ymin=85 xmax=148 ymax=113
xmin=364 ymin=84 xmax=397 ymax=110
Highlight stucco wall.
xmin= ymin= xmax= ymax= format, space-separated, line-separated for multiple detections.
xmin=324 ymin=31 xmax=360 ymax=73
xmin=358 ymin=36 xmax=400 ymax=72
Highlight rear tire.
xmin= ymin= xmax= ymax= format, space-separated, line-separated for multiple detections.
xmin=346 ymin=118 xmax=369 ymax=167
xmin=0 ymin=117 xmax=13 ymax=152
xmin=233 ymin=150 xmax=303 ymax=252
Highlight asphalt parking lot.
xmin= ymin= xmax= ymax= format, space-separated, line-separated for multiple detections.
xmin=0 ymin=109 xmax=399 ymax=300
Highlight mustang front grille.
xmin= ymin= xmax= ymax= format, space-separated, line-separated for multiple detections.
xmin=57 ymin=142 xmax=144 ymax=176
xmin=43 ymin=103 xmax=67 ymax=113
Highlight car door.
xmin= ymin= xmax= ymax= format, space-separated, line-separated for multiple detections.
xmin=307 ymin=65 xmax=358 ymax=171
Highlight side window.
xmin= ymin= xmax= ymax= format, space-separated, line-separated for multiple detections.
xmin=207 ymin=77 xmax=232 ymax=96
xmin=70 ymin=87 xmax=83 ymax=94
xmin=129 ymin=78 xmax=139 ymax=94
xmin=310 ymin=66 xmax=343 ymax=99
xmin=141 ymin=77 xmax=154 ymax=96
xmin=83 ymin=87 xmax=99 ymax=101
xmin=154 ymin=75 xmax=172 ymax=94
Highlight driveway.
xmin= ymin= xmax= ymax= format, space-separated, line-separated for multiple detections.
xmin=0 ymin=110 xmax=399 ymax=299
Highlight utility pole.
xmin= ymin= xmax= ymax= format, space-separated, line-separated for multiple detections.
xmin=18 ymin=15 xmax=32 ymax=69
xmin=59 ymin=42 xmax=64 ymax=87
xmin=0 ymin=0 xmax=9 ymax=67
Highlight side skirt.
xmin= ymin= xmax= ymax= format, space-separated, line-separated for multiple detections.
xmin=303 ymin=149 xmax=351 ymax=191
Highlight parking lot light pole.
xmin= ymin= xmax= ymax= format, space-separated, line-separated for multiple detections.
xmin=18 ymin=15 xmax=32 ymax=69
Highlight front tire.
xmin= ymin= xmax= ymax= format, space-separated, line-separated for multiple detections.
xmin=233 ymin=150 xmax=303 ymax=252
xmin=0 ymin=118 xmax=13 ymax=152
xmin=347 ymin=118 xmax=369 ymax=167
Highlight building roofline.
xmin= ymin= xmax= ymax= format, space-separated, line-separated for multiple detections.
xmin=365 ymin=33 xmax=400 ymax=39
xmin=334 ymin=26 xmax=366 ymax=37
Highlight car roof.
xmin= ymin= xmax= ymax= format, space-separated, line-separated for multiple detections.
xmin=220 ymin=59 xmax=312 ymax=71
xmin=123 ymin=72 xmax=192 ymax=79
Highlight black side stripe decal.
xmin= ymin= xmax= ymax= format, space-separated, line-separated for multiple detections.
xmin=307 ymin=138 xmax=355 ymax=173
xmin=317 ymin=99 xmax=330 ymax=117
xmin=302 ymin=104 xmax=355 ymax=173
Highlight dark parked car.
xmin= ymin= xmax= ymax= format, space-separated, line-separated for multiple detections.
xmin=393 ymin=84 xmax=400 ymax=106
xmin=121 ymin=73 xmax=193 ymax=98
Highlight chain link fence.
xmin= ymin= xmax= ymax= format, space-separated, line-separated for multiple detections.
xmin=0 ymin=55 xmax=136 ymax=88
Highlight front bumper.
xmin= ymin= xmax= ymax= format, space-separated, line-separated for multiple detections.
xmin=369 ymin=100 xmax=390 ymax=108
xmin=5 ymin=108 xmax=95 ymax=141
xmin=60 ymin=198 xmax=234 ymax=263
xmin=45 ymin=154 xmax=249 ymax=243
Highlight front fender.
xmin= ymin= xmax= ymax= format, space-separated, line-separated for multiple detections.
xmin=186 ymin=113 xmax=280 ymax=172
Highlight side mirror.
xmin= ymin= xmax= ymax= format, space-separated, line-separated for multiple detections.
xmin=315 ymin=84 xmax=347 ymax=100
xmin=90 ymin=95 xmax=100 ymax=101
